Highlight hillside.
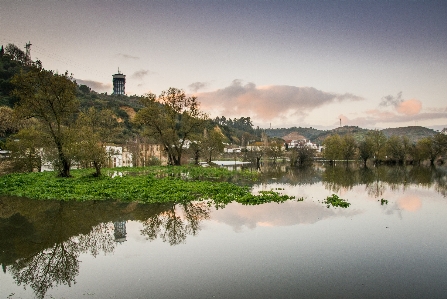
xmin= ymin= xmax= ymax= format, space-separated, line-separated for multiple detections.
xmin=313 ymin=126 xmax=370 ymax=144
xmin=265 ymin=127 xmax=325 ymax=141
xmin=381 ymin=126 xmax=437 ymax=143
xmin=266 ymin=125 xmax=437 ymax=144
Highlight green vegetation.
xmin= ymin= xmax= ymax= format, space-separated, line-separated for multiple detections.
xmin=324 ymin=194 xmax=351 ymax=208
xmin=322 ymin=129 xmax=447 ymax=165
xmin=0 ymin=166 xmax=294 ymax=206
xmin=134 ymin=88 xmax=208 ymax=166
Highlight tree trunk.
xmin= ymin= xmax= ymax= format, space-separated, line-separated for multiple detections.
xmin=93 ymin=161 xmax=101 ymax=177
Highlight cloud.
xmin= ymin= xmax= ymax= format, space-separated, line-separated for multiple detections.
xmin=396 ymin=99 xmax=422 ymax=115
xmin=117 ymin=53 xmax=139 ymax=60
xmin=194 ymin=80 xmax=363 ymax=122
xmin=188 ymin=81 xmax=209 ymax=92
xmin=380 ymin=92 xmax=403 ymax=107
xmin=75 ymin=78 xmax=111 ymax=92
xmin=338 ymin=111 xmax=447 ymax=128
xmin=335 ymin=91 xmax=434 ymax=127
xmin=379 ymin=92 xmax=422 ymax=116
xmin=131 ymin=69 xmax=150 ymax=80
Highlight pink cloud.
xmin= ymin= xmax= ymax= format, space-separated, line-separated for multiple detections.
xmin=396 ymin=99 xmax=422 ymax=115
xmin=193 ymin=80 xmax=362 ymax=122
xmin=337 ymin=109 xmax=447 ymax=128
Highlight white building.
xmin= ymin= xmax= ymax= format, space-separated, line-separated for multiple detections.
xmin=105 ymin=145 xmax=133 ymax=167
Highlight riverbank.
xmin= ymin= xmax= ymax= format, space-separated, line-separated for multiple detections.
xmin=0 ymin=166 xmax=294 ymax=204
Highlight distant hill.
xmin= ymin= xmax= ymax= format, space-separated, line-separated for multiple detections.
xmin=282 ymin=132 xmax=306 ymax=141
xmin=310 ymin=126 xmax=368 ymax=144
xmin=265 ymin=127 xmax=325 ymax=141
xmin=381 ymin=126 xmax=437 ymax=143
xmin=266 ymin=125 xmax=437 ymax=144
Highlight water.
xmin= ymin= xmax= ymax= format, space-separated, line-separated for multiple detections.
xmin=1 ymin=164 xmax=447 ymax=298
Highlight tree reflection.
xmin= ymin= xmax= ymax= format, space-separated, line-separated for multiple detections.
xmin=78 ymin=222 xmax=116 ymax=257
xmin=8 ymin=222 xmax=115 ymax=299
xmin=140 ymin=201 xmax=210 ymax=246
xmin=320 ymin=163 xmax=447 ymax=198
xmin=322 ymin=164 xmax=358 ymax=192
xmin=10 ymin=240 xmax=79 ymax=299
xmin=365 ymin=166 xmax=388 ymax=198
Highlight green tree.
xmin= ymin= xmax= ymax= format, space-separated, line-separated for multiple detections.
xmin=266 ymin=138 xmax=284 ymax=163
xmin=385 ymin=135 xmax=404 ymax=164
xmin=11 ymin=68 xmax=79 ymax=177
xmin=75 ymin=108 xmax=121 ymax=176
xmin=341 ymin=134 xmax=357 ymax=163
xmin=5 ymin=125 xmax=43 ymax=172
xmin=201 ymin=128 xmax=225 ymax=163
xmin=134 ymin=88 xmax=207 ymax=165
xmin=401 ymin=136 xmax=413 ymax=163
xmin=416 ymin=134 xmax=447 ymax=165
xmin=323 ymin=134 xmax=342 ymax=163
xmin=290 ymin=145 xmax=315 ymax=166
xmin=5 ymin=43 xmax=26 ymax=63
xmin=0 ymin=106 xmax=17 ymax=137
xmin=366 ymin=130 xmax=387 ymax=164
xmin=358 ymin=138 xmax=374 ymax=166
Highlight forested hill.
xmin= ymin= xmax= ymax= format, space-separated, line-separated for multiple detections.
xmin=381 ymin=126 xmax=438 ymax=143
xmin=265 ymin=125 xmax=438 ymax=144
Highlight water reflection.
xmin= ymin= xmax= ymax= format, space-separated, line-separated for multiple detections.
xmin=0 ymin=197 xmax=206 ymax=298
xmin=9 ymin=222 xmax=115 ymax=299
xmin=140 ymin=202 xmax=210 ymax=245
xmin=318 ymin=164 xmax=447 ymax=198
xmin=212 ymin=200 xmax=361 ymax=231
xmin=1 ymin=163 xmax=446 ymax=298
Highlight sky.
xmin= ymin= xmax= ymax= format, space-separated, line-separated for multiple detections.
xmin=1 ymin=0 xmax=446 ymax=130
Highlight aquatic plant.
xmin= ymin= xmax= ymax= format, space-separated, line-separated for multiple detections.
xmin=0 ymin=166 xmax=293 ymax=206
xmin=238 ymin=190 xmax=295 ymax=205
xmin=324 ymin=194 xmax=351 ymax=208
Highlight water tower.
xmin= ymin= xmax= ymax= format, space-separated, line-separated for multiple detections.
xmin=113 ymin=221 xmax=127 ymax=243
xmin=112 ymin=68 xmax=126 ymax=95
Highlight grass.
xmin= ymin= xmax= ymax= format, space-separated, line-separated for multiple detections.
xmin=0 ymin=165 xmax=294 ymax=205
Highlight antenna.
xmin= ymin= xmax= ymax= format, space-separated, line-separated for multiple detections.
xmin=340 ymin=118 xmax=341 ymax=127
xmin=25 ymin=41 xmax=32 ymax=65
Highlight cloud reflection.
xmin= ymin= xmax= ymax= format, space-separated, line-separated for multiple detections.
xmin=397 ymin=195 xmax=422 ymax=212
xmin=211 ymin=201 xmax=361 ymax=231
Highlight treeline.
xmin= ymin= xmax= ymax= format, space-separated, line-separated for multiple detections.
xmin=323 ymin=130 xmax=447 ymax=166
